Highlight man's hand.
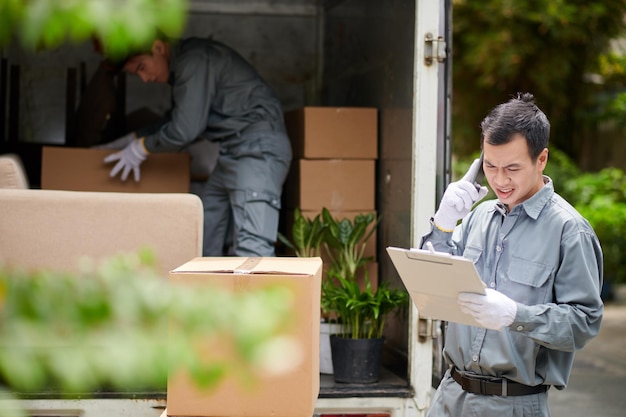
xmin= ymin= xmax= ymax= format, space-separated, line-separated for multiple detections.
xmin=433 ymin=157 xmax=488 ymax=231
xmin=458 ymin=289 xmax=517 ymax=331
xmin=104 ymin=138 xmax=148 ymax=182
xmin=92 ymin=132 xmax=137 ymax=150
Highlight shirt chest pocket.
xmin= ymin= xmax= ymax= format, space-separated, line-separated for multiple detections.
xmin=501 ymin=257 xmax=554 ymax=304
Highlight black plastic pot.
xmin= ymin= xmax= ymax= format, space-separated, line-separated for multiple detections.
xmin=329 ymin=335 xmax=385 ymax=384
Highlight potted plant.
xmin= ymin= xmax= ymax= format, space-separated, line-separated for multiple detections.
xmin=320 ymin=208 xmax=408 ymax=384
xmin=278 ymin=208 xmax=408 ymax=380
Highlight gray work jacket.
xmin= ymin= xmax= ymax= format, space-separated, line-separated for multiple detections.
xmin=421 ymin=177 xmax=603 ymax=389
xmin=141 ymin=38 xmax=286 ymax=153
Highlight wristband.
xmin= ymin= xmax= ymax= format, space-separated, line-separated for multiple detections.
xmin=432 ymin=217 xmax=454 ymax=233
xmin=139 ymin=137 xmax=150 ymax=154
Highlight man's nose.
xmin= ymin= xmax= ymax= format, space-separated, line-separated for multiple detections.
xmin=494 ymin=169 xmax=509 ymax=185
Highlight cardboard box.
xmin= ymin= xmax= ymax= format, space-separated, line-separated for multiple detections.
xmin=285 ymin=107 xmax=378 ymax=159
xmin=283 ymin=159 xmax=375 ymax=211
xmin=41 ymin=146 xmax=190 ymax=193
xmin=167 ymin=257 xmax=322 ymax=417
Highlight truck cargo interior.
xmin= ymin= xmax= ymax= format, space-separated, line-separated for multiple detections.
xmin=0 ymin=1 xmax=450 ymax=416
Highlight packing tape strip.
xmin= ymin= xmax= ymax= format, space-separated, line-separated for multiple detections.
xmin=233 ymin=257 xmax=262 ymax=274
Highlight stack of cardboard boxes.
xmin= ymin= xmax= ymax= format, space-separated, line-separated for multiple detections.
xmin=282 ymin=106 xmax=379 ymax=281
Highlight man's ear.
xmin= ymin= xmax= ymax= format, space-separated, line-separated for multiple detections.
xmin=152 ymin=40 xmax=166 ymax=56
xmin=538 ymin=148 xmax=549 ymax=169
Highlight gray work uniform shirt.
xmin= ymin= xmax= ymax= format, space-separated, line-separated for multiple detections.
xmin=141 ymin=38 xmax=286 ymax=152
xmin=421 ymin=177 xmax=603 ymax=389
xmin=134 ymin=38 xmax=291 ymax=257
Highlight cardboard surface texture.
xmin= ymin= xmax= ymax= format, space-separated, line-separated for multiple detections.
xmin=386 ymin=246 xmax=487 ymax=327
xmin=167 ymin=257 xmax=322 ymax=417
xmin=41 ymin=146 xmax=190 ymax=193
xmin=283 ymin=159 xmax=375 ymax=211
xmin=285 ymin=107 xmax=378 ymax=159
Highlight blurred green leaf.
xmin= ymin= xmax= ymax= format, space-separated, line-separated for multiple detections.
xmin=0 ymin=0 xmax=189 ymax=58
xmin=0 ymin=251 xmax=295 ymax=396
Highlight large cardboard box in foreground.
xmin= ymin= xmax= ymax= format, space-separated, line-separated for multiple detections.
xmin=167 ymin=257 xmax=322 ymax=417
xmin=284 ymin=107 xmax=378 ymax=159
xmin=41 ymin=146 xmax=190 ymax=193
xmin=283 ymin=159 xmax=375 ymax=211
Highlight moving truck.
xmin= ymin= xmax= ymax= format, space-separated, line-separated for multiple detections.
xmin=0 ymin=1 xmax=452 ymax=416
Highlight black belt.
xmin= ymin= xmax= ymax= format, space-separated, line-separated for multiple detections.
xmin=451 ymin=367 xmax=548 ymax=397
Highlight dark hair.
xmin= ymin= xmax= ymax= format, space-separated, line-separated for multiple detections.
xmin=94 ymin=37 xmax=170 ymax=73
xmin=480 ymin=92 xmax=550 ymax=160
xmin=114 ymin=43 xmax=155 ymax=70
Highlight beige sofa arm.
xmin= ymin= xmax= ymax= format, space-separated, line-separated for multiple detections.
xmin=0 ymin=189 xmax=203 ymax=276
xmin=0 ymin=154 xmax=29 ymax=189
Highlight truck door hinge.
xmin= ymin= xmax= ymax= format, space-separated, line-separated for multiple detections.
xmin=418 ymin=317 xmax=439 ymax=342
xmin=424 ymin=33 xmax=447 ymax=66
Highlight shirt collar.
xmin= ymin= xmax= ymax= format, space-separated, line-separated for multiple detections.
xmin=508 ymin=176 xmax=554 ymax=220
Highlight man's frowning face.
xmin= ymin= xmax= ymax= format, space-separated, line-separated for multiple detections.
xmin=483 ymin=133 xmax=548 ymax=211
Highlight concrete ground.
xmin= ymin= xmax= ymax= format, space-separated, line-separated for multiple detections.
xmin=548 ymin=291 xmax=626 ymax=416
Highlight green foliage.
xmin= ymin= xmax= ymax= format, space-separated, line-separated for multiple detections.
xmin=563 ymin=167 xmax=626 ymax=284
xmin=0 ymin=0 xmax=189 ymax=59
xmin=277 ymin=208 xmax=327 ymax=257
xmin=564 ymin=167 xmax=626 ymax=205
xmin=588 ymin=90 xmax=626 ymax=133
xmin=281 ymin=207 xmax=408 ymax=340
xmin=576 ymin=200 xmax=626 ymax=285
xmin=452 ymin=0 xmax=626 ymax=163
xmin=321 ymin=208 xmax=379 ymax=282
xmin=543 ymin=147 xmax=583 ymax=198
xmin=598 ymin=51 xmax=626 ymax=83
xmin=593 ymin=52 xmax=626 ymax=131
xmin=0 ymin=251 xmax=295 ymax=397
xmin=321 ymin=276 xmax=407 ymax=340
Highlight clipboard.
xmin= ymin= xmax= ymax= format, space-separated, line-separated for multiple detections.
xmin=386 ymin=246 xmax=486 ymax=327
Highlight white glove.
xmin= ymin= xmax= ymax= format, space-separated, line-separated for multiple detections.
xmin=104 ymin=138 xmax=148 ymax=182
xmin=92 ymin=132 xmax=137 ymax=150
xmin=458 ymin=289 xmax=517 ymax=331
xmin=433 ymin=157 xmax=488 ymax=231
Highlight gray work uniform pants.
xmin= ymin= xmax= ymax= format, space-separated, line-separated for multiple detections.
xmin=201 ymin=131 xmax=292 ymax=257
xmin=427 ymin=368 xmax=550 ymax=417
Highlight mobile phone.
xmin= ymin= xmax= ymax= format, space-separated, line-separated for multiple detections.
xmin=473 ymin=151 xmax=485 ymax=188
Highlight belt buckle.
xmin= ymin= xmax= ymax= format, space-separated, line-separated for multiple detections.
xmin=481 ymin=376 xmax=508 ymax=396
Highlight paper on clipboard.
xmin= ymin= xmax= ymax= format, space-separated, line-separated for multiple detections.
xmin=386 ymin=246 xmax=487 ymax=327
